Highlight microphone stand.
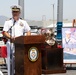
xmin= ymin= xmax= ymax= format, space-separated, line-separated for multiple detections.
xmin=9 ymin=21 xmax=16 ymax=75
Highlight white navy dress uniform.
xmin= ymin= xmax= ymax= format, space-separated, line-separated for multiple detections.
xmin=3 ymin=5 xmax=31 ymax=75
xmin=3 ymin=18 xmax=31 ymax=75
xmin=63 ymin=30 xmax=76 ymax=48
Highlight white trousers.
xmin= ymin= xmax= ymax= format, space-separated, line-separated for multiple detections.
xmin=6 ymin=41 xmax=15 ymax=75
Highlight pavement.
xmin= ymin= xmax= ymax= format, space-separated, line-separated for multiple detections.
xmin=42 ymin=70 xmax=76 ymax=75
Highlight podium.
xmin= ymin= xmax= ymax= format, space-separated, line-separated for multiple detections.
xmin=42 ymin=44 xmax=66 ymax=74
xmin=14 ymin=35 xmax=45 ymax=75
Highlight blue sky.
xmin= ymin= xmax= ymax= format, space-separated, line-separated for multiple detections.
xmin=0 ymin=0 xmax=76 ymax=21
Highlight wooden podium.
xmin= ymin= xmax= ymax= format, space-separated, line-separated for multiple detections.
xmin=14 ymin=35 xmax=45 ymax=75
xmin=42 ymin=44 xmax=66 ymax=74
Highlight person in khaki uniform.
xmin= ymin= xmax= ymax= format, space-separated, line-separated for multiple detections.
xmin=3 ymin=5 xmax=31 ymax=75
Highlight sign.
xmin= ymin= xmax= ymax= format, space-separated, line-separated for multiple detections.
xmin=62 ymin=27 xmax=76 ymax=63
xmin=28 ymin=47 xmax=39 ymax=62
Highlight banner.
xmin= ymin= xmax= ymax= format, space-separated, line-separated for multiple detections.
xmin=62 ymin=27 xmax=76 ymax=63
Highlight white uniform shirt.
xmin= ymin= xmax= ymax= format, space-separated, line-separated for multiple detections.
xmin=3 ymin=18 xmax=31 ymax=38
xmin=3 ymin=18 xmax=31 ymax=75
xmin=63 ymin=38 xmax=76 ymax=48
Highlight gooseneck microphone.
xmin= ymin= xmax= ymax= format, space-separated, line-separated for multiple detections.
xmin=8 ymin=20 xmax=16 ymax=31
xmin=13 ymin=20 xmax=16 ymax=26
xmin=10 ymin=20 xmax=16 ymax=75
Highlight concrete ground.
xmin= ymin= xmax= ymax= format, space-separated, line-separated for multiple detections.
xmin=0 ymin=70 xmax=75 ymax=75
xmin=42 ymin=70 xmax=76 ymax=75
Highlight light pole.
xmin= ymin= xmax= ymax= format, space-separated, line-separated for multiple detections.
xmin=51 ymin=4 xmax=55 ymax=30
xmin=18 ymin=0 xmax=24 ymax=19
xmin=57 ymin=0 xmax=63 ymax=40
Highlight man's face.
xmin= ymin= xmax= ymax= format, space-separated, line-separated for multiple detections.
xmin=12 ymin=11 xmax=20 ymax=20
xmin=66 ymin=33 xmax=71 ymax=39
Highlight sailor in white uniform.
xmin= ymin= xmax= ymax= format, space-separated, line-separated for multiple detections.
xmin=63 ymin=30 xmax=76 ymax=49
xmin=3 ymin=5 xmax=31 ymax=75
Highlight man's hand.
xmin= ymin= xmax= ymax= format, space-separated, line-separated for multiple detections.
xmin=26 ymin=31 xmax=31 ymax=36
xmin=3 ymin=31 xmax=15 ymax=43
xmin=10 ymin=37 xmax=15 ymax=43
xmin=3 ymin=31 xmax=11 ymax=39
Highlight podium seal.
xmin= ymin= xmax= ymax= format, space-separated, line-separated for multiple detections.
xmin=28 ymin=47 xmax=39 ymax=62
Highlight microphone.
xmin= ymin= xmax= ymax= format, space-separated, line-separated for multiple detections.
xmin=8 ymin=20 xmax=16 ymax=31
xmin=13 ymin=20 xmax=16 ymax=26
